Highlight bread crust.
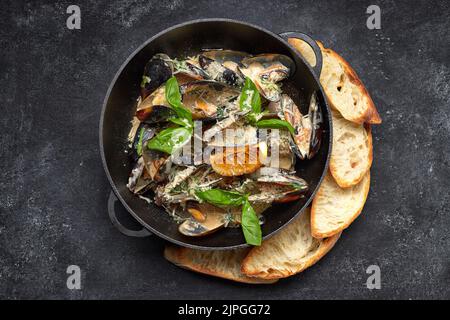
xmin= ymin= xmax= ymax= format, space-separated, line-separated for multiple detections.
xmin=311 ymin=171 xmax=371 ymax=238
xmin=317 ymin=42 xmax=382 ymax=125
xmin=164 ymin=245 xmax=277 ymax=284
xmin=241 ymin=232 xmax=341 ymax=279
xmin=330 ymin=123 xmax=373 ymax=188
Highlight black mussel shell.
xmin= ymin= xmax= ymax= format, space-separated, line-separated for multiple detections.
xmin=141 ymin=105 xmax=176 ymax=124
xmin=198 ymin=55 xmax=244 ymax=87
xmin=140 ymin=54 xmax=173 ymax=99
xmin=307 ymin=93 xmax=323 ymax=159
xmin=130 ymin=123 xmax=156 ymax=162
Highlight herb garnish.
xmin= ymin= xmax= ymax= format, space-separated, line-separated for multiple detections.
xmin=240 ymin=77 xmax=293 ymax=132
xmin=147 ymin=76 xmax=194 ymax=154
xmin=195 ymin=188 xmax=262 ymax=246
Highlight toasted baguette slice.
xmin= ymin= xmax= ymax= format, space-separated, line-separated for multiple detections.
xmin=289 ymin=38 xmax=381 ymax=124
xmin=288 ymin=38 xmax=317 ymax=67
xmin=330 ymin=110 xmax=372 ymax=187
xmin=318 ymin=42 xmax=381 ymax=124
xmin=311 ymin=170 xmax=370 ymax=238
xmin=241 ymin=208 xmax=341 ymax=280
xmin=164 ymin=246 xmax=277 ymax=284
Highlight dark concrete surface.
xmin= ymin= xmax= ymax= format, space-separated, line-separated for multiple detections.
xmin=0 ymin=0 xmax=449 ymax=299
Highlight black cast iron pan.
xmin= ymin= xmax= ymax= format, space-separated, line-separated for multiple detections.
xmin=100 ymin=19 xmax=332 ymax=250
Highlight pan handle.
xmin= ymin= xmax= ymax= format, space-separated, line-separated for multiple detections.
xmin=107 ymin=190 xmax=152 ymax=237
xmin=279 ymin=32 xmax=323 ymax=77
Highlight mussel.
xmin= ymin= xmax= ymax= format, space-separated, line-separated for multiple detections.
xmin=270 ymin=94 xmax=322 ymax=160
xmin=130 ymin=123 xmax=156 ymax=162
xmin=127 ymin=157 xmax=157 ymax=194
xmin=247 ymin=167 xmax=308 ymax=203
xmin=155 ymin=165 xmax=223 ymax=206
xmin=239 ymin=54 xmax=294 ymax=101
xmin=179 ymin=200 xmax=270 ymax=237
xmin=127 ymin=157 xmax=145 ymax=193
xmin=140 ymin=53 xmax=174 ymax=99
xmin=127 ymin=116 xmax=141 ymax=145
xmin=127 ymin=124 xmax=169 ymax=194
xmin=281 ymin=94 xmax=312 ymax=159
xmin=202 ymin=49 xmax=250 ymax=65
xmin=178 ymin=203 xmax=229 ymax=237
xmin=180 ymin=81 xmax=240 ymax=120
xmin=173 ymin=57 xmax=210 ymax=84
xmin=142 ymin=149 xmax=169 ymax=182
xmin=198 ymin=54 xmax=245 ymax=87
xmin=202 ymin=107 xmax=247 ymax=142
xmin=307 ymin=92 xmax=323 ymax=159
xmin=136 ymin=86 xmax=174 ymax=122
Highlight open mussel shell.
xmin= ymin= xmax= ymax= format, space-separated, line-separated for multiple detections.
xmin=252 ymin=167 xmax=308 ymax=189
xmin=127 ymin=123 xmax=167 ymax=193
xmin=142 ymin=148 xmax=169 ymax=182
xmin=180 ymin=81 xmax=240 ymax=120
xmin=136 ymin=86 xmax=175 ymax=122
xmin=155 ymin=165 xmax=223 ymax=207
xmin=247 ymin=182 xmax=307 ymax=203
xmin=202 ymin=49 xmax=250 ymax=65
xmin=127 ymin=157 xmax=156 ymax=194
xmin=270 ymin=94 xmax=313 ymax=160
xmin=202 ymin=105 xmax=249 ymax=142
xmin=178 ymin=203 xmax=227 ymax=237
xmin=198 ymin=55 xmax=245 ymax=87
xmin=241 ymin=54 xmax=294 ymax=72
xmin=247 ymin=167 xmax=308 ymax=203
xmin=140 ymin=53 xmax=173 ymax=99
xmin=239 ymin=54 xmax=294 ymax=101
xmin=174 ymin=60 xmax=210 ymax=84
xmin=130 ymin=123 xmax=156 ymax=161
xmin=135 ymin=123 xmax=170 ymax=182
xmin=140 ymin=105 xmax=176 ymax=124
xmin=307 ymin=92 xmax=323 ymax=159
xmin=127 ymin=157 xmax=145 ymax=192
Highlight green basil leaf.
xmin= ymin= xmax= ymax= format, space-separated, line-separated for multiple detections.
xmin=173 ymin=103 xmax=193 ymax=124
xmin=165 ymin=76 xmax=193 ymax=123
xmin=165 ymin=76 xmax=182 ymax=106
xmin=241 ymin=199 xmax=262 ymax=246
xmin=169 ymin=117 xmax=191 ymax=128
xmin=256 ymin=119 xmax=295 ymax=135
xmin=195 ymin=189 xmax=244 ymax=207
xmin=136 ymin=126 xmax=145 ymax=156
xmin=240 ymin=77 xmax=261 ymax=114
xmin=147 ymin=126 xmax=192 ymax=154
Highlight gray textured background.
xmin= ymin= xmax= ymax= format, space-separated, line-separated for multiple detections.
xmin=0 ymin=0 xmax=449 ymax=299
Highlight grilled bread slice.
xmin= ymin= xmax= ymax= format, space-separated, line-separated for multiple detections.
xmin=311 ymin=170 xmax=371 ymax=238
xmin=288 ymin=38 xmax=317 ymax=67
xmin=241 ymin=208 xmax=341 ymax=279
xmin=164 ymin=246 xmax=277 ymax=284
xmin=289 ymin=38 xmax=381 ymax=125
xmin=330 ymin=110 xmax=372 ymax=187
